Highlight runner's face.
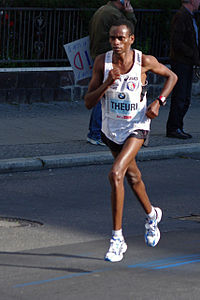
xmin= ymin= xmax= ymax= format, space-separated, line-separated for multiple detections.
xmin=109 ymin=25 xmax=134 ymax=54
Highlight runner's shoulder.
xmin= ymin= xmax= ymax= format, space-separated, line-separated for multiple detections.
xmin=142 ymin=54 xmax=158 ymax=66
xmin=142 ymin=54 xmax=159 ymax=70
xmin=93 ymin=54 xmax=106 ymax=71
xmin=94 ymin=53 xmax=106 ymax=64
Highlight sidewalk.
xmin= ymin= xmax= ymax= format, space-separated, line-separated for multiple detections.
xmin=0 ymin=98 xmax=199 ymax=173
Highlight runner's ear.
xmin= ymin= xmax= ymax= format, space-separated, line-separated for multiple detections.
xmin=130 ymin=34 xmax=135 ymax=45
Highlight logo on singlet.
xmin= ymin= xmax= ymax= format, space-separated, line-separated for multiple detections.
xmin=137 ymin=53 xmax=141 ymax=64
xmin=129 ymin=77 xmax=138 ymax=81
xmin=118 ymin=93 xmax=126 ymax=99
xmin=127 ymin=82 xmax=136 ymax=91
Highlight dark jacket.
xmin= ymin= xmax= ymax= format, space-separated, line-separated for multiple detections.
xmin=89 ymin=1 xmax=137 ymax=60
xmin=170 ymin=6 xmax=200 ymax=66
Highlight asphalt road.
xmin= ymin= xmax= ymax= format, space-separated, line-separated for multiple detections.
xmin=0 ymin=156 xmax=200 ymax=299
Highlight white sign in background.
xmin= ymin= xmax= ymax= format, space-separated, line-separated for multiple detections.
xmin=64 ymin=36 xmax=94 ymax=83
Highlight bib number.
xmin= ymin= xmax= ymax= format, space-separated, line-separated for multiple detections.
xmin=105 ymin=90 xmax=140 ymax=121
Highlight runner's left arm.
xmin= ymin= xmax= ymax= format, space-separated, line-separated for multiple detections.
xmin=143 ymin=55 xmax=177 ymax=119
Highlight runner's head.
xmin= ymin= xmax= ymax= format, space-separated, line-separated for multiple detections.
xmin=109 ymin=20 xmax=135 ymax=54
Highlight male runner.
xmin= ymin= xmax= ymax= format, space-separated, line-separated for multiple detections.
xmin=84 ymin=19 xmax=177 ymax=262
xmin=87 ymin=0 xmax=137 ymax=146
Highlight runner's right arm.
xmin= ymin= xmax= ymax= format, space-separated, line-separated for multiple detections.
xmin=84 ymin=55 xmax=120 ymax=109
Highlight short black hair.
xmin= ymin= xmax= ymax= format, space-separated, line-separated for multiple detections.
xmin=110 ymin=19 xmax=135 ymax=35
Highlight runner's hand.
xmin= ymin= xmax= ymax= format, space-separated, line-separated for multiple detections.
xmin=106 ymin=68 xmax=121 ymax=86
xmin=146 ymin=100 xmax=160 ymax=119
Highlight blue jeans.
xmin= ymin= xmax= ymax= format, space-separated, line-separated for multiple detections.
xmin=167 ymin=61 xmax=193 ymax=133
xmin=87 ymin=101 xmax=102 ymax=140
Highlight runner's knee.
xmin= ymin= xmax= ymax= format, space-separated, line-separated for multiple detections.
xmin=109 ymin=168 xmax=124 ymax=186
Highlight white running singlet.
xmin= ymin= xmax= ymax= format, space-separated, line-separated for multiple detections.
xmin=101 ymin=49 xmax=151 ymax=144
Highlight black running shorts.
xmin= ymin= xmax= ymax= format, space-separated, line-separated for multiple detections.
xmin=101 ymin=130 xmax=149 ymax=152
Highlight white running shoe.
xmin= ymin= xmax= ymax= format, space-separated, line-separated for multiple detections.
xmin=105 ymin=236 xmax=127 ymax=262
xmin=145 ymin=207 xmax=162 ymax=247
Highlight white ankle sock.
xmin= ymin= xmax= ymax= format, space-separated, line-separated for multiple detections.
xmin=147 ymin=207 xmax=156 ymax=220
xmin=112 ymin=229 xmax=123 ymax=238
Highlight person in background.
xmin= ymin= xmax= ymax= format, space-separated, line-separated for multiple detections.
xmin=166 ymin=0 xmax=200 ymax=139
xmin=87 ymin=0 xmax=137 ymax=146
xmin=84 ymin=19 xmax=177 ymax=262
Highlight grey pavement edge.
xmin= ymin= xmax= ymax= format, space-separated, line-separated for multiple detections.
xmin=0 ymin=143 xmax=200 ymax=173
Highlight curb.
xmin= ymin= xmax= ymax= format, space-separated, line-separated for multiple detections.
xmin=0 ymin=143 xmax=199 ymax=174
xmin=137 ymin=143 xmax=200 ymax=161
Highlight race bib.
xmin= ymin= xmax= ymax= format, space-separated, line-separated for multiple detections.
xmin=105 ymin=90 xmax=140 ymax=121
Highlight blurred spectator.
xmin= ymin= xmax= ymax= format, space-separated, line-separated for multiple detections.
xmin=166 ymin=0 xmax=200 ymax=139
